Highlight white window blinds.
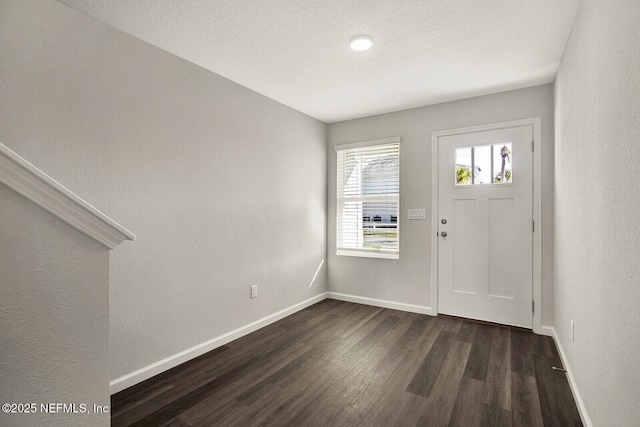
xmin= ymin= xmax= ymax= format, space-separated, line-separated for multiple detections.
xmin=336 ymin=138 xmax=400 ymax=258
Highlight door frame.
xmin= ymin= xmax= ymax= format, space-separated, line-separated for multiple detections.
xmin=430 ymin=118 xmax=542 ymax=333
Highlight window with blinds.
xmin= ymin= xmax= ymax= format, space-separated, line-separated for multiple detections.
xmin=336 ymin=137 xmax=400 ymax=259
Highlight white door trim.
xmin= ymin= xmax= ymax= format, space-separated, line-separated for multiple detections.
xmin=431 ymin=118 xmax=542 ymax=333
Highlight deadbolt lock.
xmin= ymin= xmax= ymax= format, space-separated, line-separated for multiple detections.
xmin=441 ymin=219 xmax=447 ymax=224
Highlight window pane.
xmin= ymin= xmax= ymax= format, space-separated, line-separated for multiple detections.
xmin=362 ymin=150 xmax=399 ymax=195
xmin=474 ymin=145 xmax=491 ymax=184
xmin=493 ymin=143 xmax=512 ymax=183
xmin=455 ymin=147 xmax=472 ymax=185
xmin=363 ymin=201 xmax=398 ymax=251
xmin=339 ymin=201 xmax=363 ymax=248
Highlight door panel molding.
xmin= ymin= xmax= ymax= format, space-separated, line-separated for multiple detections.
xmin=431 ymin=118 xmax=542 ymax=333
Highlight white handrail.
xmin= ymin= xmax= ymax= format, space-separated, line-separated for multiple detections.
xmin=0 ymin=143 xmax=135 ymax=249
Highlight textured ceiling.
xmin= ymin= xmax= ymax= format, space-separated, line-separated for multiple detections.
xmin=57 ymin=0 xmax=580 ymax=123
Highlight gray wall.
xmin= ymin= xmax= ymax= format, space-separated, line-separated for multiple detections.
xmin=0 ymin=185 xmax=110 ymax=427
xmin=553 ymin=0 xmax=640 ymax=425
xmin=0 ymin=0 xmax=327 ymax=384
xmin=328 ymin=85 xmax=555 ymax=325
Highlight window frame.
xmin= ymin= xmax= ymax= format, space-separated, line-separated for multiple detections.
xmin=454 ymin=143 xmax=513 ymax=186
xmin=335 ymin=137 xmax=400 ymax=260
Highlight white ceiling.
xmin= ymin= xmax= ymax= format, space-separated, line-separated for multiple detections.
xmin=57 ymin=0 xmax=580 ymax=123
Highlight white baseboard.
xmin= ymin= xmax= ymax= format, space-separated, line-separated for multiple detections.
xmin=541 ymin=325 xmax=592 ymax=427
xmin=326 ymin=292 xmax=433 ymax=316
xmin=109 ymin=292 xmax=328 ymax=395
xmin=540 ymin=325 xmax=555 ymax=337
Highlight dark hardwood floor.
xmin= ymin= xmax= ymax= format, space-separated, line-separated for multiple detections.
xmin=111 ymin=299 xmax=583 ymax=426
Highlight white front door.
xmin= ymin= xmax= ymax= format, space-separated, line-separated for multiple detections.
xmin=437 ymin=125 xmax=533 ymax=328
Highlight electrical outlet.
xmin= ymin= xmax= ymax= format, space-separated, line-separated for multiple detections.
xmin=571 ymin=320 xmax=575 ymax=342
xmin=251 ymin=285 xmax=258 ymax=299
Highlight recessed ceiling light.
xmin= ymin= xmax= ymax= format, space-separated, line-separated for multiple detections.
xmin=349 ymin=35 xmax=373 ymax=52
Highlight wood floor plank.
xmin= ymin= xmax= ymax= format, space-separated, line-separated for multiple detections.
xmin=335 ymin=304 xmax=384 ymax=340
xmin=384 ymin=393 xmax=428 ymax=427
xmin=328 ymin=326 xmax=415 ymax=424
xmin=359 ymin=349 xmax=426 ymax=426
xmin=376 ymin=311 xmax=420 ymax=350
xmin=418 ymin=339 xmax=472 ymax=426
xmin=531 ymin=332 xmax=562 ymax=367
xmin=406 ymin=330 xmax=456 ymax=398
xmin=393 ymin=394 xmax=429 ymax=427
xmin=438 ymin=315 xmax=463 ymax=333
xmin=126 ymin=375 xmax=231 ymax=426
xmin=110 ymin=381 xmax=175 ymax=419
xmin=511 ymin=328 xmax=535 ymax=377
xmin=111 ymin=301 xmax=584 ymax=427
xmin=285 ymin=314 xmax=403 ymax=426
xmin=413 ymin=311 xmax=446 ymax=355
xmin=190 ymin=398 xmax=244 ymax=427
xmin=456 ymin=320 xmax=477 ymax=343
xmin=398 ymin=314 xmax=433 ymax=349
xmin=448 ymin=376 xmax=486 ymax=427
xmin=464 ymin=323 xmax=492 ymax=381
xmin=248 ymin=363 xmax=339 ymax=426
xmin=232 ymin=343 xmax=315 ymax=406
xmin=237 ymin=314 xmax=377 ymax=425
xmin=157 ymin=416 xmax=192 ymax=427
xmin=511 ymin=371 xmax=543 ymax=427
xmin=244 ymin=311 xmax=399 ymax=425
xmin=178 ymin=342 xmax=313 ymax=425
xmin=234 ymin=385 xmax=299 ymax=427
xmin=482 ymin=404 xmax=513 ymax=427
xmin=177 ymin=337 xmax=316 ymax=422
xmin=484 ymin=326 xmax=512 ymax=411
xmin=339 ymin=314 xmax=400 ymax=362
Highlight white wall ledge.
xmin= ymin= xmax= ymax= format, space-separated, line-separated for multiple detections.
xmin=0 ymin=143 xmax=135 ymax=249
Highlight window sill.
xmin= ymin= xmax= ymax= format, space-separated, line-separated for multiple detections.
xmin=336 ymin=249 xmax=399 ymax=260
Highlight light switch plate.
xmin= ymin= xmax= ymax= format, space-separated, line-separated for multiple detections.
xmin=407 ymin=209 xmax=427 ymax=220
